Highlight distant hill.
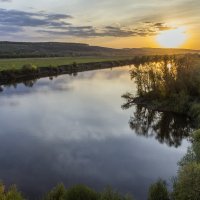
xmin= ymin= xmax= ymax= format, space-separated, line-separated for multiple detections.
xmin=0 ymin=41 xmax=199 ymax=58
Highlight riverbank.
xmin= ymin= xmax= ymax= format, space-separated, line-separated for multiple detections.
xmin=0 ymin=59 xmax=134 ymax=85
xmin=130 ymin=96 xmax=188 ymax=114
xmin=0 ymin=56 xmax=132 ymax=71
xmin=0 ymin=54 xmax=191 ymax=86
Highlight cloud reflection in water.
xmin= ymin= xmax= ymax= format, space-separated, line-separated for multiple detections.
xmin=0 ymin=67 xmax=188 ymax=200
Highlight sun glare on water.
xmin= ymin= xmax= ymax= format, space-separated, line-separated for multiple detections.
xmin=156 ymin=27 xmax=187 ymax=48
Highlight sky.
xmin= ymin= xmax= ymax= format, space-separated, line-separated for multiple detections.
xmin=0 ymin=0 xmax=199 ymax=49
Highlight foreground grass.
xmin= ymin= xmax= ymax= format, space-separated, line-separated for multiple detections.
xmin=0 ymin=56 xmax=129 ymax=71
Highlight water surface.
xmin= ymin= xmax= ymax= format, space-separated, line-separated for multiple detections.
xmin=0 ymin=66 xmax=189 ymax=199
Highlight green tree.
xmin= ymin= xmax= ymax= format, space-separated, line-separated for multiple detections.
xmin=172 ymin=130 xmax=200 ymax=200
xmin=65 ymin=185 xmax=98 ymax=200
xmin=179 ymin=130 xmax=200 ymax=166
xmin=148 ymin=179 xmax=169 ymax=200
xmin=0 ymin=182 xmax=24 ymax=200
xmin=172 ymin=163 xmax=200 ymax=200
xmin=99 ymin=187 xmax=132 ymax=200
xmin=43 ymin=184 xmax=66 ymax=200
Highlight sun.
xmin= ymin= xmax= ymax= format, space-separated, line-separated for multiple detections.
xmin=156 ymin=27 xmax=187 ymax=48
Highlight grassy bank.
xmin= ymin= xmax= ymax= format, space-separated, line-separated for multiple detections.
xmin=0 ymin=56 xmax=129 ymax=71
xmin=0 ymin=58 xmax=135 ymax=86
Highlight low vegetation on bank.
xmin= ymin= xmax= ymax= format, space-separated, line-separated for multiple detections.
xmin=0 ymin=58 xmax=134 ymax=86
xmin=0 ymin=54 xmax=187 ymax=86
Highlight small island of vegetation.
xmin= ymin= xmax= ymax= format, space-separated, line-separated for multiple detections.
xmin=122 ymin=54 xmax=200 ymax=127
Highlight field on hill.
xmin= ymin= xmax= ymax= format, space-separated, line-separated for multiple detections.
xmin=0 ymin=42 xmax=199 ymax=59
xmin=0 ymin=56 xmax=128 ymax=71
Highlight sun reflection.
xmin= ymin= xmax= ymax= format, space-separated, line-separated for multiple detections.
xmin=167 ymin=63 xmax=172 ymax=71
xmin=156 ymin=27 xmax=187 ymax=48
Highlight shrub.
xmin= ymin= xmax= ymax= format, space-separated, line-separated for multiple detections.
xmin=189 ymin=103 xmax=200 ymax=127
xmin=179 ymin=130 xmax=200 ymax=166
xmin=99 ymin=187 xmax=132 ymax=200
xmin=43 ymin=184 xmax=66 ymax=200
xmin=172 ymin=163 xmax=200 ymax=200
xmin=172 ymin=130 xmax=200 ymax=200
xmin=0 ymin=182 xmax=24 ymax=200
xmin=44 ymin=185 xmax=133 ymax=200
xmin=65 ymin=185 xmax=98 ymax=200
xmin=72 ymin=62 xmax=77 ymax=67
xmin=148 ymin=179 xmax=169 ymax=200
xmin=22 ymin=64 xmax=38 ymax=72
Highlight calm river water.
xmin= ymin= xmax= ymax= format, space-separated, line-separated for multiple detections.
xmin=0 ymin=66 xmax=189 ymax=200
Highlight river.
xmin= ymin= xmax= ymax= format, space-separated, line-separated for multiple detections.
xmin=0 ymin=65 xmax=189 ymax=200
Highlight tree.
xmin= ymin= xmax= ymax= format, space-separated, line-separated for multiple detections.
xmin=172 ymin=163 xmax=200 ymax=200
xmin=172 ymin=130 xmax=200 ymax=200
xmin=0 ymin=182 xmax=24 ymax=200
xmin=148 ymin=179 xmax=169 ymax=200
xmin=43 ymin=184 xmax=66 ymax=200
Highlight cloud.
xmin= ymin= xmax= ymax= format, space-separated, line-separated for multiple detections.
xmin=0 ymin=8 xmax=174 ymax=39
xmin=0 ymin=25 xmax=21 ymax=34
xmin=38 ymin=26 xmax=141 ymax=38
xmin=38 ymin=22 xmax=173 ymax=38
xmin=0 ymin=9 xmax=72 ymax=28
xmin=153 ymin=23 xmax=173 ymax=31
xmin=46 ymin=13 xmax=73 ymax=21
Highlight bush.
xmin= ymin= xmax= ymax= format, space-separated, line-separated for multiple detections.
xmin=148 ymin=179 xmax=169 ymax=200
xmin=172 ymin=130 xmax=200 ymax=200
xmin=72 ymin=62 xmax=77 ymax=67
xmin=43 ymin=184 xmax=66 ymax=200
xmin=172 ymin=163 xmax=200 ymax=200
xmin=44 ymin=185 xmax=133 ymax=200
xmin=0 ymin=182 xmax=24 ymax=200
xmin=192 ymin=130 xmax=200 ymax=162
xmin=99 ymin=187 xmax=132 ymax=200
xmin=179 ymin=130 xmax=200 ymax=166
xmin=65 ymin=185 xmax=98 ymax=200
xmin=22 ymin=64 xmax=38 ymax=72
xmin=189 ymin=104 xmax=200 ymax=127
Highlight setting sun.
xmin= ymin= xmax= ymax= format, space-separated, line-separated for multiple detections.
xmin=156 ymin=27 xmax=187 ymax=48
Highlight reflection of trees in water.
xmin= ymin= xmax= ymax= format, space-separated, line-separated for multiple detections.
xmin=0 ymin=73 xmax=79 ymax=93
xmin=0 ymin=79 xmax=38 ymax=93
xmin=127 ymin=105 xmax=193 ymax=147
xmin=23 ymin=79 xmax=37 ymax=87
xmin=122 ymin=55 xmax=199 ymax=147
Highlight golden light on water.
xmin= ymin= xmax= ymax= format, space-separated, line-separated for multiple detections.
xmin=156 ymin=27 xmax=187 ymax=48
